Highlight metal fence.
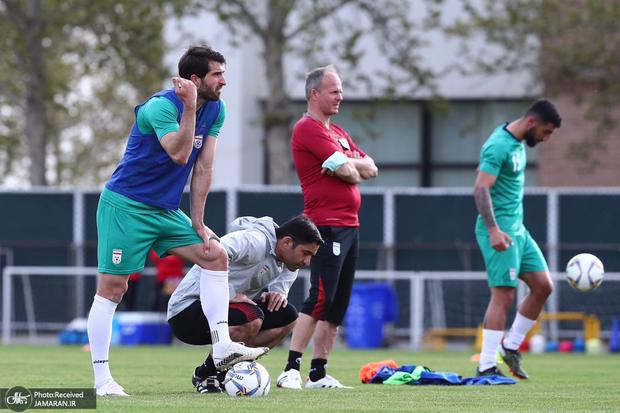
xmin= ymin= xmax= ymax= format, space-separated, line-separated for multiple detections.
xmin=1 ymin=186 xmax=619 ymax=346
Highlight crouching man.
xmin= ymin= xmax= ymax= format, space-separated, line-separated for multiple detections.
xmin=167 ymin=215 xmax=323 ymax=393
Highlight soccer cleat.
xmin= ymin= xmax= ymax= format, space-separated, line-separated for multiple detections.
xmin=305 ymin=374 xmax=352 ymax=389
xmin=475 ymin=366 xmax=506 ymax=377
xmin=212 ymin=342 xmax=269 ymax=371
xmin=195 ymin=376 xmax=224 ymax=394
xmin=96 ymin=379 xmax=129 ymax=397
xmin=499 ymin=344 xmax=529 ymax=379
xmin=276 ymin=369 xmax=303 ymax=390
xmin=193 ymin=368 xmax=227 ymax=394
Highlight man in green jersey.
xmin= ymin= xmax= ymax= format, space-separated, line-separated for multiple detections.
xmin=474 ymin=98 xmax=561 ymax=379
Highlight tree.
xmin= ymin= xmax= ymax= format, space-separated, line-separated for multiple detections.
xmin=197 ymin=0 xmax=443 ymax=184
xmin=0 ymin=0 xmax=185 ymax=186
xmin=447 ymin=0 xmax=620 ymax=162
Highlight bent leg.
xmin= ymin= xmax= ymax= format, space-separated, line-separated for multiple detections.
xmin=170 ymin=240 xmax=227 ymax=271
xmin=503 ymin=270 xmax=553 ymax=351
xmin=248 ymin=303 xmax=298 ymax=347
xmin=171 ymin=300 xmax=265 ymax=391
xmin=168 ymin=300 xmax=213 ymax=345
xmin=170 ymin=243 xmax=233 ymax=354
xmin=517 ymin=270 xmax=553 ymax=320
xmin=230 ymin=319 xmax=263 ymax=342
xmin=248 ymin=321 xmax=295 ymax=348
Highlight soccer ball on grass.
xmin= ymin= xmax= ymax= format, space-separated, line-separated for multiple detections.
xmin=223 ymin=361 xmax=270 ymax=397
xmin=565 ymin=253 xmax=604 ymax=292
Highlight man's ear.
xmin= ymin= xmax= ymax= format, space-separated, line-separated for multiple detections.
xmin=189 ymin=74 xmax=201 ymax=86
xmin=283 ymin=236 xmax=295 ymax=248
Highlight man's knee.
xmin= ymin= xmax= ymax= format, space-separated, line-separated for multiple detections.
xmin=282 ymin=320 xmax=296 ymax=335
xmin=490 ymin=287 xmax=515 ymax=312
xmin=262 ymin=322 xmax=296 ymax=347
xmin=211 ymin=243 xmax=228 ymax=266
xmin=277 ymin=304 xmax=299 ymax=326
xmin=96 ymin=275 xmax=129 ymax=303
xmin=317 ymin=320 xmax=338 ymax=336
xmin=197 ymin=242 xmax=228 ymax=270
xmin=524 ymin=272 xmax=553 ymax=298
xmin=536 ymin=277 xmax=553 ymax=298
xmin=230 ymin=318 xmax=263 ymax=341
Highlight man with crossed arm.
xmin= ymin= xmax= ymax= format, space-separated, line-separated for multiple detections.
xmin=278 ymin=65 xmax=378 ymax=389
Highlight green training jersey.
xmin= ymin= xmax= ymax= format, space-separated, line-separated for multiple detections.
xmin=475 ymin=123 xmax=526 ymax=235
xmin=136 ymin=97 xmax=226 ymax=139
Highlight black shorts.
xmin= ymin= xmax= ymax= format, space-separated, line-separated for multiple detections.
xmin=301 ymin=226 xmax=359 ymax=325
xmin=168 ymin=299 xmax=298 ymax=345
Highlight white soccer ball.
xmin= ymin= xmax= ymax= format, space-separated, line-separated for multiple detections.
xmin=223 ymin=361 xmax=271 ymax=397
xmin=566 ymin=253 xmax=605 ymax=292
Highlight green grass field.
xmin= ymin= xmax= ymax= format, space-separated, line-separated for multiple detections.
xmin=1 ymin=345 xmax=619 ymax=412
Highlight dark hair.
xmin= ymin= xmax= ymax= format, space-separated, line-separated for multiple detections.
xmin=275 ymin=215 xmax=324 ymax=246
xmin=525 ymin=98 xmax=562 ymax=127
xmin=178 ymin=45 xmax=226 ymax=80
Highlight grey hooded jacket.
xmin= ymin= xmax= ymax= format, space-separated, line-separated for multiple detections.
xmin=167 ymin=216 xmax=298 ymax=320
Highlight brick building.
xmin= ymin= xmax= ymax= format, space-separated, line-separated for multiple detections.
xmin=539 ymin=95 xmax=620 ymax=186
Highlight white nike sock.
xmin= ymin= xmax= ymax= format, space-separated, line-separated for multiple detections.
xmin=479 ymin=329 xmax=504 ymax=371
xmin=503 ymin=312 xmax=536 ymax=350
xmin=199 ymin=268 xmax=232 ymax=354
xmin=87 ymin=294 xmax=118 ymax=388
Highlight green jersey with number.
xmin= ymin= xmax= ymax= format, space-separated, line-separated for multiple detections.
xmin=475 ymin=123 xmax=526 ymax=235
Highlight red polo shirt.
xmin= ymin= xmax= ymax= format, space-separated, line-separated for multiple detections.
xmin=291 ymin=115 xmax=364 ymax=227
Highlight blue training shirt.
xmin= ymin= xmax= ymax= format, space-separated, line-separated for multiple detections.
xmin=106 ymin=89 xmax=221 ymax=210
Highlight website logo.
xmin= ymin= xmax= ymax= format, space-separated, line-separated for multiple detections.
xmin=1 ymin=387 xmax=96 ymax=411
xmin=4 ymin=387 xmax=32 ymax=412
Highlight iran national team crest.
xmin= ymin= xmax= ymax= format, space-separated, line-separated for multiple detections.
xmin=112 ymin=249 xmax=123 ymax=265
xmin=193 ymin=135 xmax=204 ymax=149
xmin=509 ymin=267 xmax=517 ymax=281
xmin=333 ymin=242 xmax=341 ymax=256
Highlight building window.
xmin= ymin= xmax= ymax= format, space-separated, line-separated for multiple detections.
xmin=430 ymin=100 xmax=538 ymax=187
xmin=290 ymin=99 xmax=539 ymax=187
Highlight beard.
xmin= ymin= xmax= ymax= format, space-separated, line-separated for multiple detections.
xmin=285 ymin=261 xmax=303 ymax=271
xmin=198 ymin=86 xmax=220 ymax=101
xmin=524 ymin=128 xmax=538 ymax=147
